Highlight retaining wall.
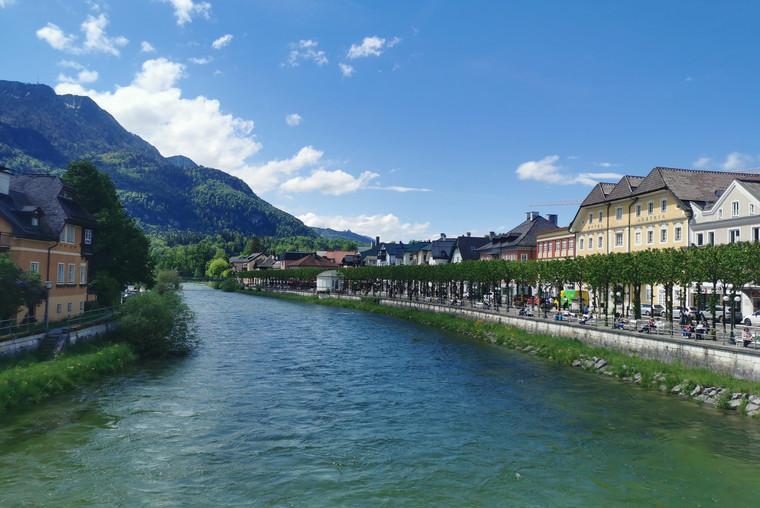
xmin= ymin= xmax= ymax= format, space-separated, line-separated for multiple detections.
xmin=0 ymin=321 xmax=118 ymax=358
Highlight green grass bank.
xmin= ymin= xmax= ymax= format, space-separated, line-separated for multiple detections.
xmin=242 ymin=289 xmax=760 ymax=418
xmin=0 ymin=342 xmax=136 ymax=414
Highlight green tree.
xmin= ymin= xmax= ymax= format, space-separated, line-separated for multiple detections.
xmin=205 ymin=257 xmax=230 ymax=279
xmin=0 ymin=255 xmax=23 ymax=320
xmin=63 ymin=161 xmax=153 ymax=304
xmin=155 ymin=270 xmax=181 ymax=294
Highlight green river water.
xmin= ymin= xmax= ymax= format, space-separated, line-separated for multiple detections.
xmin=1 ymin=284 xmax=760 ymax=506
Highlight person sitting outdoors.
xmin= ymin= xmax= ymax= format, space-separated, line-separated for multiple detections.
xmin=741 ymin=327 xmax=753 ymax=347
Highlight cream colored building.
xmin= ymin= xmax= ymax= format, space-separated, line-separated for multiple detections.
xmin=690 ymin=179 xmax=760 ymax=315
xmin=570 ymin=167 xmax=760 ymax=310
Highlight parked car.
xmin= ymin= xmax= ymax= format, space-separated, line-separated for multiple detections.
xmin=704 ymin=306 xmax=743 ymax=324
xmin=673 ymin=306 xmax=699 ymax=320
xmin=743 ymin=310 xmax=760 ymax=327
xmin=641 ymin=304 xmax=664 ymax=317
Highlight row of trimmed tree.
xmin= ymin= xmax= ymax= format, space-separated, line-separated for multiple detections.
xmin=236 ymin=242 xmax=760 ymax=330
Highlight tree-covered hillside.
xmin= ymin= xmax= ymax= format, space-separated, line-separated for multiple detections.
xmin=0 ymin=80 xmax=313 ymax=238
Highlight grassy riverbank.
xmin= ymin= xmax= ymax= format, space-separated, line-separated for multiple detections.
xmin=0 ymin=342 xmax=136 ymax=414
xmin=243 ymin=289 xmax=760 ymax=416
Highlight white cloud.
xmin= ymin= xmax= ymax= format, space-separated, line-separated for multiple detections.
xmin=244 ymin=146 xmax=323 ymax=193
xmin=285 ymin=113 xmax=302 ymax=126
xmin=286 ymin=39 xmax=328 ymax=67
xmin=36 ymin=23 xmax=77 ymax=52
xmin=0 ymin=0 xmax=15 ymax=7
xmin=516 ymin=155 xmax=622 ymax=185
xmin=346 ymin=35 xmax=400 ymax=60
xmin=281 ymin=169 xmax=378 ymax=195
xmin=339 ymin=63 xmax=354 ymax=77
xmin=211 ymin=33 xmax=233 ymax=50
xmin=347 ymin=36 xmax=386 ymax=59
xmin=141 ymin=41 xmax=155 ymax=53
xmin=595 ymin=161 xmax=618 ymax=168
xmin=55 ymin=57 xmax=261 ymax=173
xmin=189 ymin=56 xmax=212 ymax=64
xmin=298 ymin=212 xmax=429 ymax=241
xmin=370 ymin=185 xmax=431 ymax=193
xmin=36 ymin=14 xmax=128 ymax=56
xmin=166 ymin=0 xmax=211 ymax=25
xmin=57 ymin=69 xmax=98 ymax=84
xmin=693 ymin=152 xmax=759 ymax=171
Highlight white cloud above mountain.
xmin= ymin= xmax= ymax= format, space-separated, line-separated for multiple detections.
xmin=55 ymin=58 xmax=261 ymax=173
xmin=339 ymin=63 xmax=354 ymax=77
xmin=281 ymin=169 xmax=379 ymax=195
xmin=36 ymin=14 xmax=128 ymax=56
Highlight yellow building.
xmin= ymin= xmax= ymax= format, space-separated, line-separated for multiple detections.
xmin=0 ymin=167 xmax=96 ymax=324
xmin=569 ymin=167 xmax=760 ymax=306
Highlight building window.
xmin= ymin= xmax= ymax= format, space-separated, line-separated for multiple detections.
xmin=661 ymin=199 xmax=667 ymax=212
xmin=31 ymin=216 xmax=39 ymax=226
xmin=597 ymin=235 xmax=603 ymax=248
xmin=647 ymin=229 xmax=654 ymax=244
xmin=56 ymin=304 xmax=62 ymax=314
xmin=648 ymin=201 xmax=654 ymax=215
xmin=615 ymin=207 xmax=623 ymax=220
xmin=520 ymin=253 xmax=528 ymax=261
xmin=80 ymin=301 xmax=85 ymax=311
xmin=708 ymin=232 xmax=715 ymax=245
xmin=751 ymin=204 xmax=756 ymax=216
xmin=718 ymin=208 xmax=723 ymax=219
xmin=598 ymin=210 xmax=603 ymax=222
xmin=615 ymin=232 xmax=623 ymax=247
xmin=754 ymin=227 xmax=760 ymax=242
xmin=579 ymin=238 xmax=584 ymax=250
xmin=636 ymin=204 xmax=641 ymax=217
xmin=588 ymin=213 xmax=593 ymax=224
xmin=646 ymin=286 xmax=652 ymax=303
xmin=67 ymin=302 xmax=72 ymax=313
xmin=729 ymin=228 xmax=741 ymax=244
xmin=660 ymin=227 xmax=668 ymax=243
xmin=674 ymin=224 xmax=682 ymax=242
xmin=696 ymin=233 xmax=704 ymax=246
xmin=68 ymin=263 xmax=76 ymax=284
xmin=84 ymin=229 xmax=93 ymax=245
xmin=59 ymin=224 xmax=76 ymax=244
xmin=561 ymin=239 xmax=568 ymax=251
xmin=732 ymin=201 xmax=740 ymax=217
xmin=30 ymin=261 xmax=39 ymax=273
xmin=80 ymin=264 xmax=87 ymax=285
xmin=568 ymin=239 xmax=574 ymax=252
xmin=57 ymin=263 xmax=65 ymax=284
xmin=635 ymin=229 xmax=642 ymax=245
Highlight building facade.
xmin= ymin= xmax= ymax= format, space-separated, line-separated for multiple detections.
xmin=477 ymin=212 xmax=560 ymax=261
xmin=0 ymin=168 xmax=95 ymax=323
xmin=535 ymin=227 xmax=575 ymax=260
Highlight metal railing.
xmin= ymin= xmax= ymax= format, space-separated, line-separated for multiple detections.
xmin=0 ymin=306 xmax=116 ymax=341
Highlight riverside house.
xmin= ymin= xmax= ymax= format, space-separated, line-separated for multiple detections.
xmin=0 ymin=167 xmax=96 ymax=323
xmin=690 ymin=179 xmax=760 ymax=315
xmin=570 ymin=167 xmax=760 ymax=311
xmin=477 ymin=212 xmax=561 ymax=261
xmin=450 ymin=233 xmax=489 ymax=263
xmin=536 ymin=227 xmax=576 ymax=260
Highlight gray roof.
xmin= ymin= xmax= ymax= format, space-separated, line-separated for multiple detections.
xmin=429 ymin=238 xmax=456 ymax=260
xmin=0 ymin=171 xmax=95 ymax=241
xmin=453 ymin=236 xmax=489 ymax=261
xmin=738 ymin=181 xmax=760 ymax=202
xmin=478 ymin=215 xmax=560 ymax=255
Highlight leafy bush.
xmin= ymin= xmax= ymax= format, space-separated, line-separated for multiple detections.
xmin=0 ymin=343 xmax=136 ymax=413
xmin=119 ymin=291 xmax=198 ymax=358
xmin=155 ymin=269 xmax=181 ymax=294
xmin=219 ymin=278 xmax=240 ymax=292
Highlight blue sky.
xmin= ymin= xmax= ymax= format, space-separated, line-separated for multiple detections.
xmin=3 ymin=0 xmax=760 ymax=240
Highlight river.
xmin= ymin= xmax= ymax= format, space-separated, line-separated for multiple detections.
xmin=1 ymin=284 xmax=760 ymax=506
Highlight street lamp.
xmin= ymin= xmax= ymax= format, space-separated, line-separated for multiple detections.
xmin=732 ymin=294 xmax=741 ymax=339
xmin=722 ymin=294 xmax=729 ymax=335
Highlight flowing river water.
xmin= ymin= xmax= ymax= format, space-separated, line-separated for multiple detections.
xmin=2 ymin=284 xmax=760 ymax=506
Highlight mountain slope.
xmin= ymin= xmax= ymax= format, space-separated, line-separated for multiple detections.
xmin=0 ymin=80 xmax=313 ymax=237
xmin=312 ymin=227 xmax=373 ymax=245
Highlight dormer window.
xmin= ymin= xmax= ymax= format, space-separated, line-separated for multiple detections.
xmin=84 ymin=228 xmax=93 ymax=245
xmin=59 ymin=224 xmax=76 ymax=244
xmin=31 ymin=216 xmax=39 ymax=227
xmin=60 ymin=189 xmax=73 ymax=200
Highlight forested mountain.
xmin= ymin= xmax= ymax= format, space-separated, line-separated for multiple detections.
xmin=0 ymin=80 xmax=313 ymax=237
xmin=311 ymin=227 xmax=373 ymax=245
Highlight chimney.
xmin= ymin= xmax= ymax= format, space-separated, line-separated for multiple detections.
xmin=548 ymin=214 xmax=558 ymax=226
xmin=526 ymin=211 xmax=540 ymax=221
xmin=0 ymin=167 xmax=10 ymax=196
xmin=489 ymin=231 xmax=495 ymax=239
xmin=440 ymin=233 xmax=446 ymax=240
xmin=466 ymin=232 xmax=471 ymax=237
xmin=375 ymin=236 xmax=380 ymax=247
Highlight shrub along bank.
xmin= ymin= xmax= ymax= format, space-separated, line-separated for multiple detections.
xmin=244 ymin=289 xmax=760 ymax=418
xmin=0 ymin=289 xmax=197 ymax=415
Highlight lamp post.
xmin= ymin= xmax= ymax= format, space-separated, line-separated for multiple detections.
xmin=722 ymin=294 xmax=729 ymax=336
xmin=732 ymin=294 xmax=741 ymax=340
